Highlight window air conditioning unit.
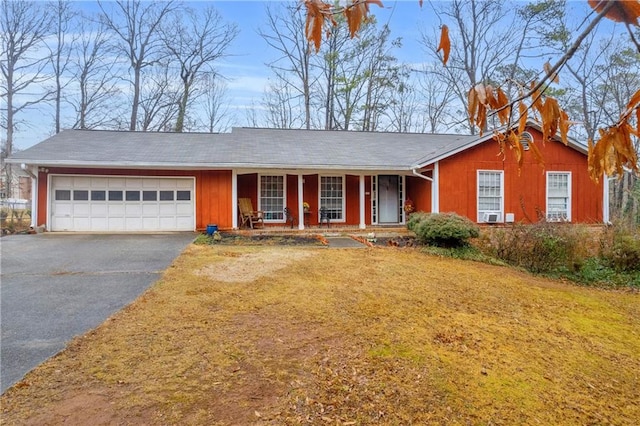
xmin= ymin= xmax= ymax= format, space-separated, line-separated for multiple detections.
xmin=483 ymin=212 xmax=500 ymax=223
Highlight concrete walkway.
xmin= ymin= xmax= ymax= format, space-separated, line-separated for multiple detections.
xmin=325 ymin=236 xmax=368 ymax=248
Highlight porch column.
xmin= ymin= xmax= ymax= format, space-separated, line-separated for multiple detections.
xmin=232 ymin=170 xmax=238 ymax=229
xmin=432 ymin=162 xmax=440 ymax=213
xmin=298 ymin=173 xmax=305 ymax=230
xmin=359 ymin=174 xmax=366 ymax=229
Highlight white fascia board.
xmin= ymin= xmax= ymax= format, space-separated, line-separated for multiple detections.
xmin=14 ymin=159 xmax=415 ymax=174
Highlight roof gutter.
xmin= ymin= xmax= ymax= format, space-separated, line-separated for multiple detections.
xmin=20 ymin=163 xmax=38 ymax=228
xmin=412 ymin=168 xmax=432 ymax=182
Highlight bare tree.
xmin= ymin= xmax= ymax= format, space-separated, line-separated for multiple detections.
xmin=70 ymin=15 xmax=123 ymax=130
xmin=161 ymin=6 xmax=238 ymax=132
xmin=385 ymin=80 xmax=419 ymax=133
xmin=0 ymin=0 xmax=53 ymax=196
xmin=98 ymin=0 xmax=177 ymax=131
xmin=401 ymin=63 xmax=457 ymax=133
xmin=259 ymin=2 xmax=315 ymax=129
xmin=198 ymin=74 xmax=234 ymax=133
xmin=48 ymin=0 xmax=77 ymax=134
xmin=137 ymin=64 xmax=181 ymax=131
xmin=263 ymin=78 xmax=298 ymax=129
xmin=316 ymin=19 xmax=402 ymax=131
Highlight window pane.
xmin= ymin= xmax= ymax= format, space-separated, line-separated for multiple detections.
xmin=126 ymin=191 xmax=140 ymax=201
xmin=547 ymin=173 xmax=569 ymax=220
xmin=108 ymin=190 xmax=123 ymax=201
xmin=73 ymin=190 xmax=89 ymax=201
xmin=143 ymin=191 xmax=157 ymax=201
xmin=176 ymin=191 xmax=191 ymax=201
xmin=55 ymin=190 xmax=71 ymax=201
xmin=260 ymin=175 xmax=284 ymax=220
xmin=159 ymin=190 xmax=174 ymax=201
xmin=477 ymin=171 xmax=502 ymax=222
xmin=91 ymin=190 xmax=106 ymax=201
xmin=320 ymin=176 xmax=343 ymax=220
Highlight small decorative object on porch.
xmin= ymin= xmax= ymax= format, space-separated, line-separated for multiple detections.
xmin=303 ymin=201 xmax=310 ymax=212
xmin=404 ymin=198 xmax=415 ymax=214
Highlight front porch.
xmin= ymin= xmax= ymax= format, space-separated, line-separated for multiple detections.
xmin=232 ymin=171 xmax=434 ymax=230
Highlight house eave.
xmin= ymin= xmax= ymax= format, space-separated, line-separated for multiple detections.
xmin=7 ymin=158 xmax=414 ymax=173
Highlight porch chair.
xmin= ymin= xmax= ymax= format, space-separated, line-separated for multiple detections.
xmin=284 ymin=207 xmax=296 ymax=229
xmin=319 ymin=207 xmax=330 ymax=228
xmin=238 ymin=198 xmax=264 ymax=229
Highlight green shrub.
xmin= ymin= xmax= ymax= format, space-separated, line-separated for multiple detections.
xmin=411 ymin=212 xmax=479 ymax=248
xmin=406 ymin=211 xmax=430 ymax=233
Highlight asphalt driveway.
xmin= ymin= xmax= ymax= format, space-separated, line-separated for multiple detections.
xmin=0 ymin=233 xmax=195 ymax=394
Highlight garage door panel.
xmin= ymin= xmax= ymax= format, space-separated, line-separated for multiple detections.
xmin=73 ymin=177 xmax=91 ymax=187
xmin=51 ymin=176 xmax=195 ymax=232
xmin=90 ymin=218 xmax=108 ymax=231
xmin=125 ymin=204 xmax=142 ymax=215
xmin=176 ymin=203 xmax=192 ymax=215
xmin=55 ymin=203 xmax=73 ymax=216
xmin=108 ymin=218 xmax=125 ymax=230
xmin=73 ymin=203 xmax=90 ymax=216
xmin=142 ymin=217 xmax=159 ymax=229
xmin=91 ymin=204 xmax=107 ymax=215
xmin=73 ymin=217 xmax=90 ymax=231
xmin=108 ymin=178 xmax=126 ymax=188
xmin=108 ymin=204 xmax=125 ymax=216
xmin=91 ymin=178 xmax=108 ymax=187
xmin=142 ymin=204 xmax=159 ymax=215
xmin=159 ymin=204 xmax=177 ymax=215
xmin=125 ymin=217 xmax=142 ymax=230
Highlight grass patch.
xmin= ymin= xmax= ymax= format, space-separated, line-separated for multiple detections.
xmin=2 ymin=246 xmax=639 ymax=425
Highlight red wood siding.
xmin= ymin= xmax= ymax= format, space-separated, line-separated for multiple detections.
xmin=39 ymin=167 xmax=233 ymax=230
xmin=406 ymin=175 xmax=432 ymax=214
xmin=345 ymin=175 xmax=360 ymax=224
xmin=438 ymin=128 xmax=603 ymax=223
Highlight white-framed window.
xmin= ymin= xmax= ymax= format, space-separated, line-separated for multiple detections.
xmin=547 ymin=172 xmax=571 ymax=221
xmin=477 ymin=170 xmax=504 ymax=223
xmin=259 ymin=175 xmax=285 ymax=222
xmin=320 ymin=175 xmax=344 ymax=221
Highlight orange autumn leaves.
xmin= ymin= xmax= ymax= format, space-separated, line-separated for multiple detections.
xmin=588 ymin=90 xmax=640 ymax=181
xmin=588 ymin=0 xmax=640 ymax=25
xmin=303 ymin=0 xmax=383 ymax=52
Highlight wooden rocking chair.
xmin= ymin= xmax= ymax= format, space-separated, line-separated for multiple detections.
xmin=238 ymin=198 xmax=264 ymax=229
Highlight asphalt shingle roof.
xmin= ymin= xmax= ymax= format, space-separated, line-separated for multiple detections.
xmin=8 ymin=127 xmax=477 ymax=171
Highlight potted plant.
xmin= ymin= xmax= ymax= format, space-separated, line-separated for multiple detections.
xmin=403 ymin=198 xmax=415 ymax=214
xmin=303 ymin=201 xmax=310 ymax=212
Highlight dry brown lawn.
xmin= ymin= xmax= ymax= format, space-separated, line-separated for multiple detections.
xmin=1 ymin=244 xmax=639 ymax=425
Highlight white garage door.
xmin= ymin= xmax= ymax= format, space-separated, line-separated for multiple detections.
xmin=50 ymin=176 xmax=195 ymax=232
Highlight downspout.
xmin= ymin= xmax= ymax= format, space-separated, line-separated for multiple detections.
xmin=412 ymin=163 xmax=439 ymax=214
xmin=603 ymin=174 xmax=611 ymax=225
xmin=21 ymin=163 xmax=38 ymax=228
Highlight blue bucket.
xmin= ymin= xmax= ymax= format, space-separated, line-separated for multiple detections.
xmin=206 ymin=224 xmax=218 ymax=235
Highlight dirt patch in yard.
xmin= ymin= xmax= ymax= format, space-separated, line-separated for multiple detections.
xmin=196 ymin=249 xmax=317 ymax=283
xmin=2 ymin=245 xmax=639 ymax=425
